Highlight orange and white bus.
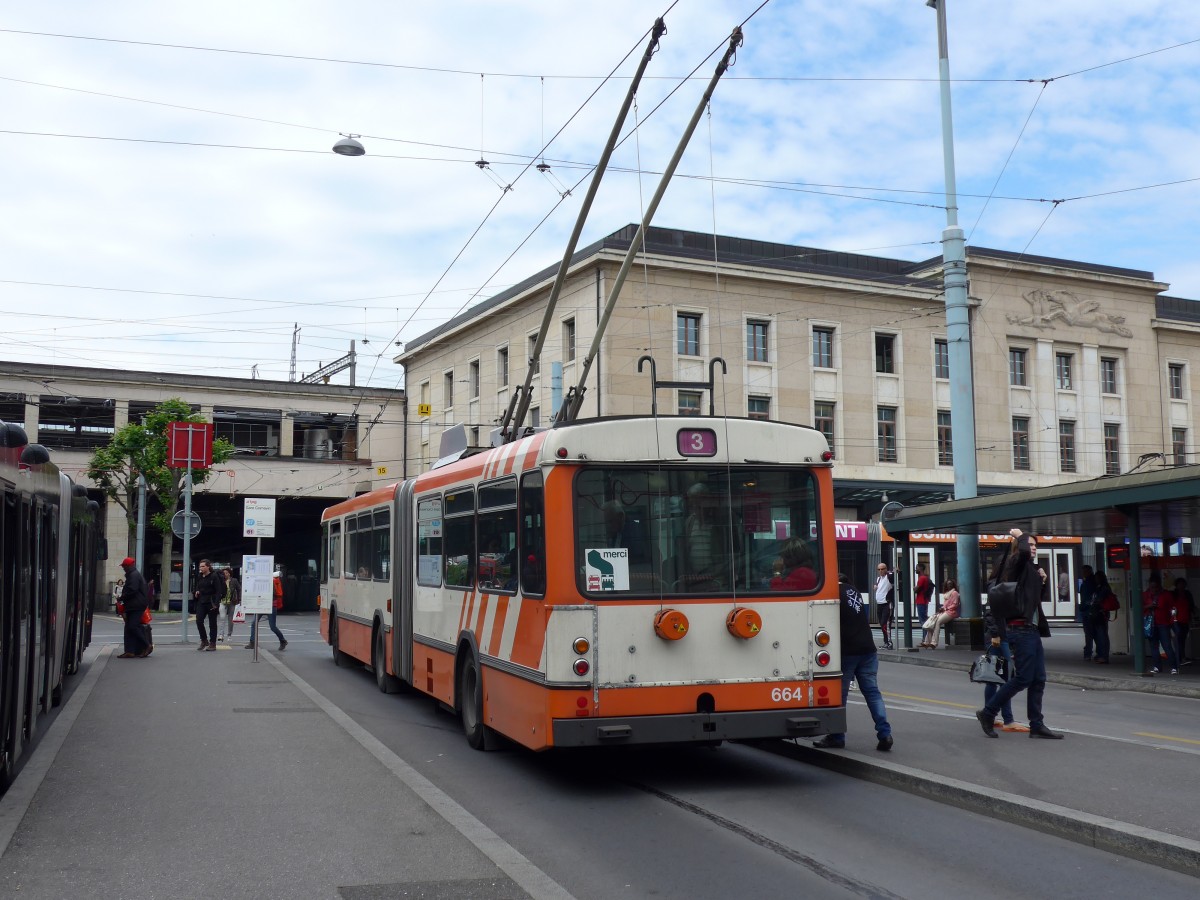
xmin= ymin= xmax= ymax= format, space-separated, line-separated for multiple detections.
xmin=319 ymin=415 xmax=846 ymax=750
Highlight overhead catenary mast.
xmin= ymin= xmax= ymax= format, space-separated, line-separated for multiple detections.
xmin=558 ymin=27 xmax=744 ymax=426
xmin=500 ymin=17 xmax=669 ymax=444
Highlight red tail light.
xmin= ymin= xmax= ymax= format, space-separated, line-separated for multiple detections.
xmin=815 ymin=650 xmax=831 ymax=667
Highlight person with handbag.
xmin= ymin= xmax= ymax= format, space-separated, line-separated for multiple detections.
xmin=873 ymin=563 xmax=894 ymax=650
xmin=812 ymin=573 xmax=893 ymax=752
xmin=975 ymin=528 xmax=1064 ymax=740
xmin=116 ymin=557 xmax=152 ymax=659
xmin=219 ymin=567 xmax=241 ymax=643
xmin=921 ymin=578 xmax=960 ymax=648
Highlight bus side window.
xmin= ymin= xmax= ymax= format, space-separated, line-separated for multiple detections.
xmin=520 ymin=471 xmax=545 ymax=595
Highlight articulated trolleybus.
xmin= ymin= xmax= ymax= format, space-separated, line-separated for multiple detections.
xmin=321 ymin=416 xmax=846 ymax=751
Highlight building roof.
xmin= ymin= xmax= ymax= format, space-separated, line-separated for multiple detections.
xmin=399 ymin=224 xmax=1191 ymax=357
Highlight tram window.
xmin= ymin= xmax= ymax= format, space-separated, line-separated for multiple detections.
xmin=373 ymin=509 xmax=390 ymax=580
xmin=444 ymin=489 xmax=475 ymax=589
xmin=417 ymin=497 xmax=443 ymax=587
xmin=520 ymin=471 xmax=545 ymax=596
xmin=329 ymin=521 xmax=341 ymax=579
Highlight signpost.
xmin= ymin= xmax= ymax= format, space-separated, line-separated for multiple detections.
xmin=171 ymin=510 xmax=202 ymax=539
xmin=243 ymin=498 xmax=276 ymax=539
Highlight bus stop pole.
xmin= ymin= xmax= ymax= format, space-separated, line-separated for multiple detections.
xmin=899 ymin=534 xmax=915 ymax=650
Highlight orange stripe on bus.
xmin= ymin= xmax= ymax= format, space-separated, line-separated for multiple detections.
xmin=519 ymin=432 xmax=546 ymax=472
xmin=510 ymin=597 xmax=547 ymax=668
xmin=321 ymin=485 xmax=398 ymax=520
xmin=461 ymin=591 xmax=475 ymax=637
xmin=487 ymin=595 xmax=510 ymax=657
xmin=412 ymin=643 xmax=456 ymax=705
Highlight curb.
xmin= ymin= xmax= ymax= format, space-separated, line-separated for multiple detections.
xmin=755 ymin=739 xmax=1200 ymax=878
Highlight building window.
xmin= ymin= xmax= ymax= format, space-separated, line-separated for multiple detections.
xmin=937 ymin=410 xmax=953 ymax=466
xmin=1055 ymin=353 xmax=1073 ymax=390
xmin=877 ymin=406 xmax=897 ymax=463
xmin=469 ymin=360 xmax=479 ymax=399
xmin=1009 ymin=348 xmax=1027 ymax=387
xmin=678 ymin=391 xmax=702 ymax=416
xmin=563 ymin=318 xmax=576 ymax=362
xmin=747 ymin=320 xmax=769 ymax=363
xmin=420 ymin=381 xmax=430 ymax=407
xmin=443 ymin=371 xmax=454 ymax=410
xmin=1059 ymin=420 xmax=1076 ymax=473
xmin=531 ymin=406 xmax=541 ymax=427
xmin=678 ymin=313 xmax=701 ymax=356
xmin=875 ymin=334 xmax=896 ymax=374
xmin=1012 ymin=417 xmax=1030 ymax=471
xmin=814 ymin=402 xmax=835 ymax=455
xmin=528 ymin=335 xmax=540 ymax=376
xmin=934 ymin=340 xmax=950 ymax=379
xmin=1173 ymin=428 xmax=1188 ymax=466
xmin=813 ymin=327 xmax=834 ymax=369
xmin=1100 ymin=357 xmax=1118 ymax=395
xmin=1169 ymin=363 xmax=1185 ymax=400
xmin=747 ymin=395 xmax=770 ymax=421
xmin=497 ymin=347 xmax=509 ymax=387
xmin=1103 ymin=424 xmax=1120 ymax=475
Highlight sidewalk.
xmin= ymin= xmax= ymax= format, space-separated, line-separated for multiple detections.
xmin=0 ymin=641 xmax=568 ymax=900
xmin=877 ymin=622 xmax=1200 ymax=699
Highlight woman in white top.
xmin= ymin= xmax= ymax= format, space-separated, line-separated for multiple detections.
xmin=873 ymin=563 xmax=894 ymax=649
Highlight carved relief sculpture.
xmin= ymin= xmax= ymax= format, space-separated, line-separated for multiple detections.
xmin=1007 ymin=289 xmax=1133 ymax=338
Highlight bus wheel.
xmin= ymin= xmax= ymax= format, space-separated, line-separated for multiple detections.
xmin=458 ymin=653 xmax=493 ymax=750
xmin=373 ymin=628 xmax=401 ymax=694
xmin=330 ymin=613 xmax=354 ymax=668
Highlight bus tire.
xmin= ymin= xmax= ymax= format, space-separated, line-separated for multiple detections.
xmin=458 ymin=652 xmax=494 ymax=751
xmin=330 ymin=612 xmax=355 ymax=668
xmin=373 ymin=627 xmax=402 ymax=694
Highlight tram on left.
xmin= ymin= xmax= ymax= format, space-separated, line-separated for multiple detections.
xmin=0 ymin=420 xmax=102 ymax=793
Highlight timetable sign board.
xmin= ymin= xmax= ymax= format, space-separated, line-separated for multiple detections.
xmin=243 ymin=497 xmax=276 ymax=538
xmin=241 ymin=555 xmax=274 ymax=614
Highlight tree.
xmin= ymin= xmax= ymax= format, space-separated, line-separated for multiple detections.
xmin=88 ymin=399 xmax=234 ymax=588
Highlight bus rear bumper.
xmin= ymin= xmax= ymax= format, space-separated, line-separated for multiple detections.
xmin=550 ymin=707 xmax=847 ymax=748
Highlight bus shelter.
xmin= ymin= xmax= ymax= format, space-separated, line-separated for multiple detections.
xmin=881 ymin=464 xmax=1200 ymax=673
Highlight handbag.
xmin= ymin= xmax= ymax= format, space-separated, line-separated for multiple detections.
xmin=969 ymin=650 xmax=1008 ymax=684
xmin=140 ymin=608 xmax=152 ymax=625
xmin=232 ymin=603 xmax=245 ymax=623
xmin=922 ymin=614 xmax=938 ymax=630
xmin=986 ymin=580 xmax=1021 ymax=620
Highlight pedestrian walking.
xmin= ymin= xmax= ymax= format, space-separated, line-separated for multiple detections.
xmin=116 ymin=557 xmax=152 ymax=659
xmin=193 ymin=559 xmax=223 ymax=651
xmin=812 ymin=573 xmax=893 ymax=752
xmin=975 ymin=528 xmax=1064 ymax=740
xmin=981 ymin=604 xmax=1025 ymax=732
xmin=247 ymin=571 xmax=288 ymax=651
xmin=219 ymin=567 xmax=241 ymax=643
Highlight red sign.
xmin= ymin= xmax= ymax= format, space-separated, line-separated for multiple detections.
xmin=167 ymin=421 xmax=214 ymax=469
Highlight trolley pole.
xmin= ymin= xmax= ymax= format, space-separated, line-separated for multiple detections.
xmin=929 ymin=0 xmax=981 ymax=616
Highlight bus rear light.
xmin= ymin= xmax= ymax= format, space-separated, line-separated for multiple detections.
xmin=726 ymin=607 xmax=762 ymax=639
xmin=556 ymin=447 xmax=568 ymax=459
xmin=653 ymin=608 xmax=689 ymax=641
xmin=573 ymin=658 xmax=590 ymax=676
xmin=820 ymin=450 xmax=833 ymax=462
xmin=814 ymin=630 xmax=831 ymax=647
xmin=815 ymin=650 xmax=831 ymax=667
xmin=573 ymin=637 xmax=590 ymax=654
xmin=576 ymin=696 xmax=588 ymax=708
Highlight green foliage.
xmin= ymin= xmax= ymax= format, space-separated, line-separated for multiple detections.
xmin=87 ymin=398 xmax=235 ymax=537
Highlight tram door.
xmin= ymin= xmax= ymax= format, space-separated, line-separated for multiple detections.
xmin=1037 ymin=547 xmax=1073 ymax=618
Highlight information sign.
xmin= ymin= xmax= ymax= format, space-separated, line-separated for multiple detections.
xmin=241 ymin=554 xmax=275 ymax=614
xmin=243 ymin=497 xmax=277 ymax=538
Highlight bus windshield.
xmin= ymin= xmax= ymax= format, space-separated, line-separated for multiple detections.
xmin=573 ymin=466 xmax=824 ymax=597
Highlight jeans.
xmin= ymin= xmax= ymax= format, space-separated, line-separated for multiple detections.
xmin=1080 ymin=605 xmax=1097 ymax=658
xmin=1149 ymin=624 xmax=1177 ymax=670
xmin=196 ymin=602 xmax=219 ymax=646
xmin=829 ymin=652 xmax=891 ymax=743
xmin=983 ymin=626 xmax=1047 ymax=729
xmin=249 ymin=612 xmax=285 ymax=645
xmin=983 ymin=639 xmax=1015 ymax=724
xmin=1094 ymin=615 xmax=1110 ymax=662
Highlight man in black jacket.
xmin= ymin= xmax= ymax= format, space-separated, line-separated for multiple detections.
xmin=117 ymin=557 xmax=151 ymax=658
xmin=193 ymin=559 xmax=224 ymax=651
xmin=813 ymin=573 xmax=894 ymax=752
xmin=975 ymin=528 xmax=1064 ymax=739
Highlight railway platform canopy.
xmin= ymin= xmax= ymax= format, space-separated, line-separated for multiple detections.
xmin=882 ymin=463 xmax=1200 ymax=674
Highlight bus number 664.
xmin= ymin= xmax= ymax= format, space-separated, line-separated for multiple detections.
xmin=771 ymin=686 xmax=803 ymax=703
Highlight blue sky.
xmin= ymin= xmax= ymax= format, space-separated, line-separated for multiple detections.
xmin=1 ymin=0 xmax=1197 ymax=388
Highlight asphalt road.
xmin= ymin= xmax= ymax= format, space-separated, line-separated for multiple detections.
xmin=100 ymin=612 xmax=1190 ymax=899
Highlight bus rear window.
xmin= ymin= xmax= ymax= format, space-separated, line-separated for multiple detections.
xmin=573 ymin=467 xmax=822 ymax=597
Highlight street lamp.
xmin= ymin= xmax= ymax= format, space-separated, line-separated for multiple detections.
xmin=332 ymin=134 xmax=365 ymax=157
xmin=926 ymin=0 xmax=981 ymax=622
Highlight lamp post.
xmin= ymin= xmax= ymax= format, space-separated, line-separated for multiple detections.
xmin=928 ymin=0 xmax=981 ymax=619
